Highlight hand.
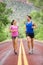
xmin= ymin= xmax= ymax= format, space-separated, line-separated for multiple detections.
xmin=32 ymin=24 xmax=37 ymax=29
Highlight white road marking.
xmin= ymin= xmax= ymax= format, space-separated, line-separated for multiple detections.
xmin=0 ymin=49 xmax=12 ymax=65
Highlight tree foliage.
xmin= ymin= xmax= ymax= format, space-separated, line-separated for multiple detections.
xmin=0 ymin=2 xmax=12 ymax=31
xmin=28 ymin=0 xmax=43 ymax=9
xmin=28 ymin=0 xmax=43 ymax=40
xmin=0 ymin=2 xmax=12 ymax=41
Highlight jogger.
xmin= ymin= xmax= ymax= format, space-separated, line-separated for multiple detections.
xmin=10 ymin=20 xmax=18 ymax=55
xmin=25 ymin=15 xmax=36 ymax=54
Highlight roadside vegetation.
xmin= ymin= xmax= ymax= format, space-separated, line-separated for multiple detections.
xmin=0 ymin=0 xmax=43 ymax=42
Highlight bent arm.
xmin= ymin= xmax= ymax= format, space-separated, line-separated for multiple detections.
xmin=32 ymin=23 xmax=37 ymax=29
xmin=10 ymin=29 xmax=17 ymax=32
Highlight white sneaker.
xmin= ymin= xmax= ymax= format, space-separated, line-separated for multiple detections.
xmin=31 ymin=49 xmax=33 ymax=54
xmin=29 ymin=49 xmax=33 ymax=54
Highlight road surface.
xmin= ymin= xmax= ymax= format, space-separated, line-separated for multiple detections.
xmin=0 ymin=39 xmax=43 ymax=65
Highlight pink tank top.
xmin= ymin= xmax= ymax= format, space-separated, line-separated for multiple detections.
xmin=10 ymin=25 xmax=18 ymax=37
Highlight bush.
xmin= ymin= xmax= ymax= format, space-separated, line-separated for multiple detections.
xmin=0 ymin=32 xmax=7 ymax=42
xmin=30 ymin=10 xmax=43 ymax=40
xmin=0 ymin=2 xmax=12 ymax=41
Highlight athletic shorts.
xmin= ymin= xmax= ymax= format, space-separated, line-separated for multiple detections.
xmin=12 ymin=36 xmax=17 ymax=39
xmin=26 ymin=33 xmax=34 ymax=38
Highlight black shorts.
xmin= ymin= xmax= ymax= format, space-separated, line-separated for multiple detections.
xmin=12 ymin=36 xmax=17 ymax=39
xmin=26 ymin=33 xmax=34 ymax=38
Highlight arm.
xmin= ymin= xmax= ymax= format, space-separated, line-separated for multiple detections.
xmin=32 ymin=23 xmax=37 ymax=29
xmin=9 ymin=25 xmax=18 ymax=32
xmin=10 ymin=29 xmax=17 ymax=32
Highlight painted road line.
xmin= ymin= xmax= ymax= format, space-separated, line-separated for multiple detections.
xmin=21 ymin=39 xmax=29 ymax=65
xmin=0 ymin=49 xmax=12 ymax=65
xmin=0 ymin=45 xmax=12 ymax=60
xmin=17 ymin=42 xmax=22 ymax=65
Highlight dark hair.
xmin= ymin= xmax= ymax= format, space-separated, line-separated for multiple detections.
xmin=11 ymin=20 xmax=15 ymax=25
xmin=27 ymin=15 xmax=32 ymax=19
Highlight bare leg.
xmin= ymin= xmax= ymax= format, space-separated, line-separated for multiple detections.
xmin=29 ymin=38 xmax=34 ymax=54
xmin=14 ymin=37 xmax=18 ymax=51
xmin=12 ymin=39 xmax=15 ymax=50
xmin=27 ymin=36 xmax=31 ymax=50
xmin=31 ymin=38 xmax=34 ymax=50
xmin=12 ymin=37 xmax=18 ymax=54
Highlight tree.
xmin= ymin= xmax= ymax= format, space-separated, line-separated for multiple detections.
xmin=28 ymin=0 xmax=43 ymax=9
xmin=0 ymin=2 xmax=12 ymax=41
xmin=0 ymin=2 xmax=12 ymax=31
xmin=28 ymin=0 xmax=43 ymax=40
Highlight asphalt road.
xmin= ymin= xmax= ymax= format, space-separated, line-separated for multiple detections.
xmin=0 ymin=39 xmax=43 ymax=65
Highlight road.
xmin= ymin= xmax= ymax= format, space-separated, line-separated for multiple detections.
xmin=0 ymin=39 xmax=43 ymax=65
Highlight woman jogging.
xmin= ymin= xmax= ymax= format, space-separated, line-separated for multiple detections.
xmin=10 ymin=20 xmax=18 ymax=55
xmin=25 ymin=15 xmax=36 ymax=54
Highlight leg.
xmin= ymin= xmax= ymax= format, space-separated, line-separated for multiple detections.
xmin=31 ymin=38 xmax=34 ymax=50
xmin=12 ymin=38 xmax=18 ymax=54
xmin=30 ymin=38 xmax=34 ymax=54
xmin=27 ymin=36 xmax=31 ymax=50
xmin=14 ymin=37 xmax=18 ymax=51
xmin=12 ymin=38 xmax=15 ymax=50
